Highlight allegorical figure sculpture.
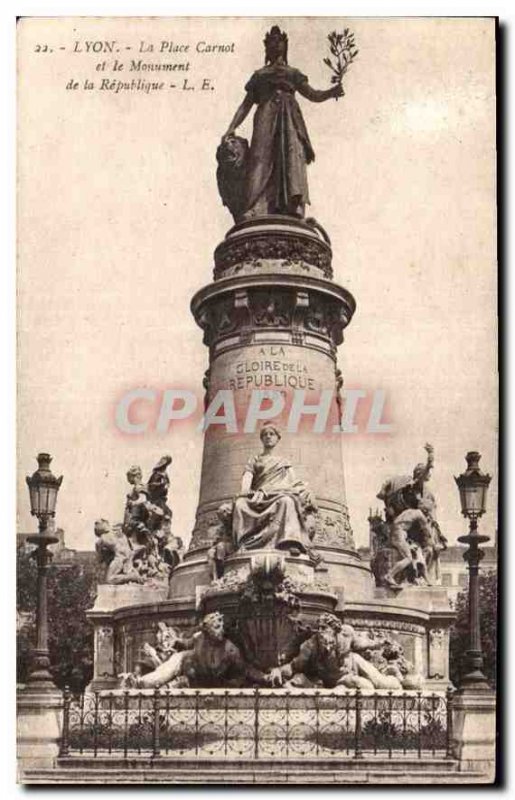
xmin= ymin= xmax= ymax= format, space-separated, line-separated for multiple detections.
xmin=121 ymin=455 xmax=178 ymax=582
xmin=96 ymin=455 xmax=181 ymax=586
xmin=416 ymin=472 xmax=448 ymax=583
xmin=269 ymin=613 xmax=402 ymax=690
xmin=206 ymin=503 xmax=235 ymax=580
xmin=232 ymin=423 xmax=318 ymax=555
xmin=372 ymin=444 xmax=447 ymax=588
xmin=218 ymin=26 xmax=343 ymax=221
xmin=94 ymin=518 xmax=145 ymax=585
xmin=120 ymin=621 xmax=191 ymax=688
xmin=146 ymin=455 xmax=173 ymax=522
xmin=123 ymin=455 xmax=173 ymax=550
xmin=362 ymin=633 xmax=423 ymax=690
xmin=141 ymin=621 xmax=181 ymax=668
xmin=122 ymin=612 xmax=266 ymax=689
xmin=123 ymin=464 xmax=158 ymax=550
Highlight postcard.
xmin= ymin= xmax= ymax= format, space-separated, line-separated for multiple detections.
xmin=16 ymin=16 xmax=498 ymax=785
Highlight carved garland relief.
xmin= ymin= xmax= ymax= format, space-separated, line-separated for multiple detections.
xmin=213 ymin=233 xmax=333 ymax=279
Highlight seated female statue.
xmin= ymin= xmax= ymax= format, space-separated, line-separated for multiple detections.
xmin=232 ymin=423 xmax=317 ymax=555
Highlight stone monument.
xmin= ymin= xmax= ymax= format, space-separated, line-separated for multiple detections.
xmin=88 ymin=26 xmax=453 ymax=695
xmin=171 ymin=24 xmax=361 ymax=605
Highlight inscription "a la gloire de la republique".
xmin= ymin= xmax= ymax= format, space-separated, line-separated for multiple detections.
xmin=228 ymin=358 xmax=316 ymax=391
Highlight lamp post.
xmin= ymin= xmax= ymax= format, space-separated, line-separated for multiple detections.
xmin=24 ymin=453 xmax=63 ymax=691
xmin=454 ymin=451 xmax=492 ymax=691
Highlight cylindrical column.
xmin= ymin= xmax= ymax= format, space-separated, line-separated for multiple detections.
xmin=170 ymin=218 xmax=373 ymax=600
xmin=25 ymin=530 xmax=58 ymax=690
xmin=468 ymin=549 xmax=481 ymax=653
xmin=458 ymin=518 xmax=490 ymax=689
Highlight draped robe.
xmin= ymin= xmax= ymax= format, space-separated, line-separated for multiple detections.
xmin=244 ymin=64 xmax=314 ymax=215
xmin=232 ymin=453 xmax=311 ymax=552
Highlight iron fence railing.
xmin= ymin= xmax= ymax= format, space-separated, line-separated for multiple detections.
xmin=60 ymin=687 xmax=454 ymax=761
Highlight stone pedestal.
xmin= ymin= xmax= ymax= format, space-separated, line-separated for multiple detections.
xmin=17 ymin=688 xmax=63 ymax=775
xmin=88 ymin=583 xmax=175 ymax=690
xmin=451 ymin=689 xmax=496 ymax=781
xmin=199 ymin=549 xmax=338 ymax=671
xmin=222 ymin=548 xmax=317 ymax=583
xmin=170 ymin=216 xmax=364 ymax=604
xmin=346 ymin=585 xmax=454 ymax=688
xmin=86 ymin=216 xmax=455 ymax=693
xmin=92 ymin=583 xmax=169 ymax=613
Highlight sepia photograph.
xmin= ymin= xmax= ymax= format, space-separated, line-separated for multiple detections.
xmin=15 ymin=12 xmax=498 ymax=786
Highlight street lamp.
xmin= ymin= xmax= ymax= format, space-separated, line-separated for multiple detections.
xmin=26 ymin=452 xmax=63 ymax=533
xmin=454 ymin=451 xmax=492 ymax=690
xmin=24 ymin=453 xmax=63 ymax=691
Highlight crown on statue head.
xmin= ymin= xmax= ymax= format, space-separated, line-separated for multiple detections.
xmin=264 ymin=25 xmax=288 ymax=46
xmin=264 ymin=25 xmax=289 ymax=62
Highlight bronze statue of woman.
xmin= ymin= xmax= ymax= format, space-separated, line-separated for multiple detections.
xmin=223 ymin=26 xmax=343 ymax=219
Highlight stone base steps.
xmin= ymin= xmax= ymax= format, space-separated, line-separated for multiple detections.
xmin=21 ymin=757 xmax=490 ymax=785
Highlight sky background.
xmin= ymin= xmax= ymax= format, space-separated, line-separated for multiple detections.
xmin=17 ymin=16 xmax=497 ymax=551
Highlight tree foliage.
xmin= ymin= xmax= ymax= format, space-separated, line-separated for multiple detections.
xmin=17 ymin=545 xmax=98 ymax=693
xmin=449 ymin=571 xmax=497 ymax=689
